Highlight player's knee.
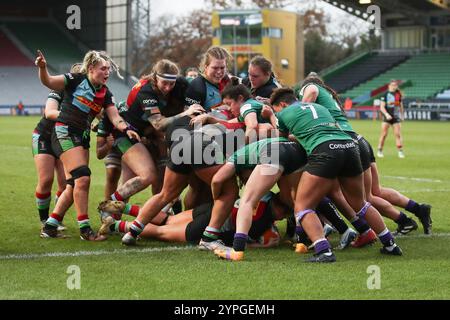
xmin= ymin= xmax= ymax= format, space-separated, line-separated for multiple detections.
xmin=39 ymin=178 xmax=54 ymax=191
xmin=66 ymin=177 xmax=75 ymax=188
xmin=70 ymin=166 xmax=91 ymax=188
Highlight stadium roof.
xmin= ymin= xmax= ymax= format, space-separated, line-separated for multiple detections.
xmin=322 ymin=0 xmax=450 ymax=22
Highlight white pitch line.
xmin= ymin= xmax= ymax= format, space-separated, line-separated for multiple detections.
xmin=2 ymin=234 xmax=450 ymax=261
xmin=382 ymin=175 xmax=443 ymax=183
xmin=0 ymin=245 xmax=196 ymax=261
xmin=394 ymin=233 xmax=450 ymax=240
xmin=397 ymin=189 xmax=450 ymax=193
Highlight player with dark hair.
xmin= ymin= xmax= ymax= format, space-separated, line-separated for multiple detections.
xmin=242 ymin=55 xmax=281 ymax=103
xmin=299 ymin=74 xmax=431 ymax=236
xmin=269 ymin=88 xmax=403 ymax=262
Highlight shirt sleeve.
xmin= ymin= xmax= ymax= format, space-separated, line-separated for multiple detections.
xmin=240 ymin=103 xmax=257 ymax=122
xmin=64 ymin=73 xmax=83 ymax=91
xmin=47 ymin=90 xmax=63 ymax=104
xmin=276 ymin=113 xmax=289 ymax=134
xmin=103 ymin=89 xmax=115 ymax=108
xmin=185 ymin=77 xmax=205 ymax=107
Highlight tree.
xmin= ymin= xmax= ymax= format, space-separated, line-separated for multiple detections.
xmin=135 ymin=9 xmax=213 ymax=76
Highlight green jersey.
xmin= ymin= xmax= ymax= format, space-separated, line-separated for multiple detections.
xmin=228 ymin=137 xmax=289 ymax=171
xmin=238 ymin=99 xmax=270 ymax=124
xmin=276 ymin=102 xmax=351 ymax=154
xmin=299 ymin=83 xmax=354 ymax=132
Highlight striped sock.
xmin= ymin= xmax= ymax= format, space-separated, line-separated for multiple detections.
xmin=202 ymin=227 xmax=221 ymax=242
xmin=46 ymin=213 xmax=63 ymax=228
xmin=313 ymin=238 xmax=331 ymax=255
xmin=112 ymin=221 xmax=129 ymax=233
xmin=111 ymin=191 xmax=124 ymax=202
xmin=124 ymin=203 xmax=140 ymax=217
xmin=36 ymin=192 xmax=51 ymax=222
xmin=378 ymin=229 xmax=395 ymax=248
xmin=130 ymin=220 xmax=145 ymax=238
xmin=351 ymin=217 xmax=371 ymax=235
xmin=77 ymin=214 xmax=90 ymax=231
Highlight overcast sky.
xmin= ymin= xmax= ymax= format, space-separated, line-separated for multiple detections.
xmin=150 ymin=0 xmax=371 ymax=34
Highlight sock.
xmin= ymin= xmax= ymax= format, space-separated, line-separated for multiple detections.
xmin=161 ymin=202 xmax=173 ymax=214
xmin=313 ymin=238 xmax=331 ymax=255
xmin=112 ymin=221 xmax=129 ymax=233
xmin=405 ymin=200 xmax=421 ymax=215
xmin=111 ymin=191 xmax=124 ymax=202
xmin=36 ymin=192 xmax=51 ymax=222
xmin=394 ymin=212 xmax=409 ymax=225
xmin=129 ymin=220 xmax=145 ymax=238
xmin=285 ymin=214 xmax=296 ymax=238
xmin=351 ymin=217 xmax=371 ymax=235
xmin=295 ymin=225 xmax=310 ymax=244
xmin=78 ymin=214 xmax=90 ymax=231
xmin=232 ymin=233 xmax=248 ymax=252
xmin=55 ymin=190 xmax=63 ymax=204
xmin=46 ymin=213 xmax=63 ymax=228
xmin=124 ymin=203 xmax=140 ymax=217
xmin=172 ymin=200 xmax=183 ymax=214
xmin=316 ymin=198 xmax=349 ymax=234
xmin=202 ymin=227 xmax=221 ymax=242
xmin=378 ymin=229 xmax=395 ymax=248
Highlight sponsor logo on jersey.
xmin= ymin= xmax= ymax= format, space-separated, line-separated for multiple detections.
xmin=142 ymin=99 xmax=158 ymax=105
xmin=185 ymin=97 xmax=201 ymax=105
xmin=76 ymin=96 xmax=102 ymax=113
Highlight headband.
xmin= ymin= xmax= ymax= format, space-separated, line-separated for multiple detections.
xmin=157 ymin=73 xmax=177 ymax=82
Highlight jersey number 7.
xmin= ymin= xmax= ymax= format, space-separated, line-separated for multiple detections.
xmin=301 ymin=105 xmax=318 ymax=119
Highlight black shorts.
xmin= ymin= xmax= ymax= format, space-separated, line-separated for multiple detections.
xmin=305 ymin=140 xmax=363 ymax=179
xmin=167 ymin=131 xmax=225 ymax=175
xmin=382 ymin=113 xmax=401 ymax=125
xmin=51 ymin=123 xmax=90 ymax=158
xmin=185 ymin=202 xmax=213 ymax=244
xmin=346 ymin=132 xmax=375 ymax=170
xmin=32 ymin=130 xmax=57 ymax=157
xmin=259 ymin=141 xmax=308 ymax=175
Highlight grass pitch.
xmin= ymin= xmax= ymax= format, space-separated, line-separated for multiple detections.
xmin=0 ymin=116 xmax=449 ymax=300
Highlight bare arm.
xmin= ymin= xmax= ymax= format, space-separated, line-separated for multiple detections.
xmin=96 ymin=135 xmax=114 ymax=160
xmin=400 ymin=101 xmax=405 ymax=121
xmin=105 ymin=106 xmax=141 ymax=142
xmin=150 ymin=104 xmax=205 ymax=131
xmin=301 ymin=85 xmax=319 ymax=103
xmin=35 ymin=50 xmax=65 ymax=91
xmin=379 ymin=101 xmax=392 ymax=120
xmin=244 ymin=112 xmax=260 ymax=144
xmin=44 ymin=98 xmax=60 ymax=121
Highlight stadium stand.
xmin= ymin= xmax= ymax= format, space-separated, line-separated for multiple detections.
xmin=436 ymin=89 xmax=450 ymax=100
xmin=0 ymin=29 xmax=33 ymax=67
xmin=324 ymin=51 xmax=410 ymax=94
xmin=343 ymin=52 xmax=450 ymax=101
xmin=0 ymin=20 xmax=132 ymax=110
xmin=5 ymin=21 xmax=84 ymax=72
